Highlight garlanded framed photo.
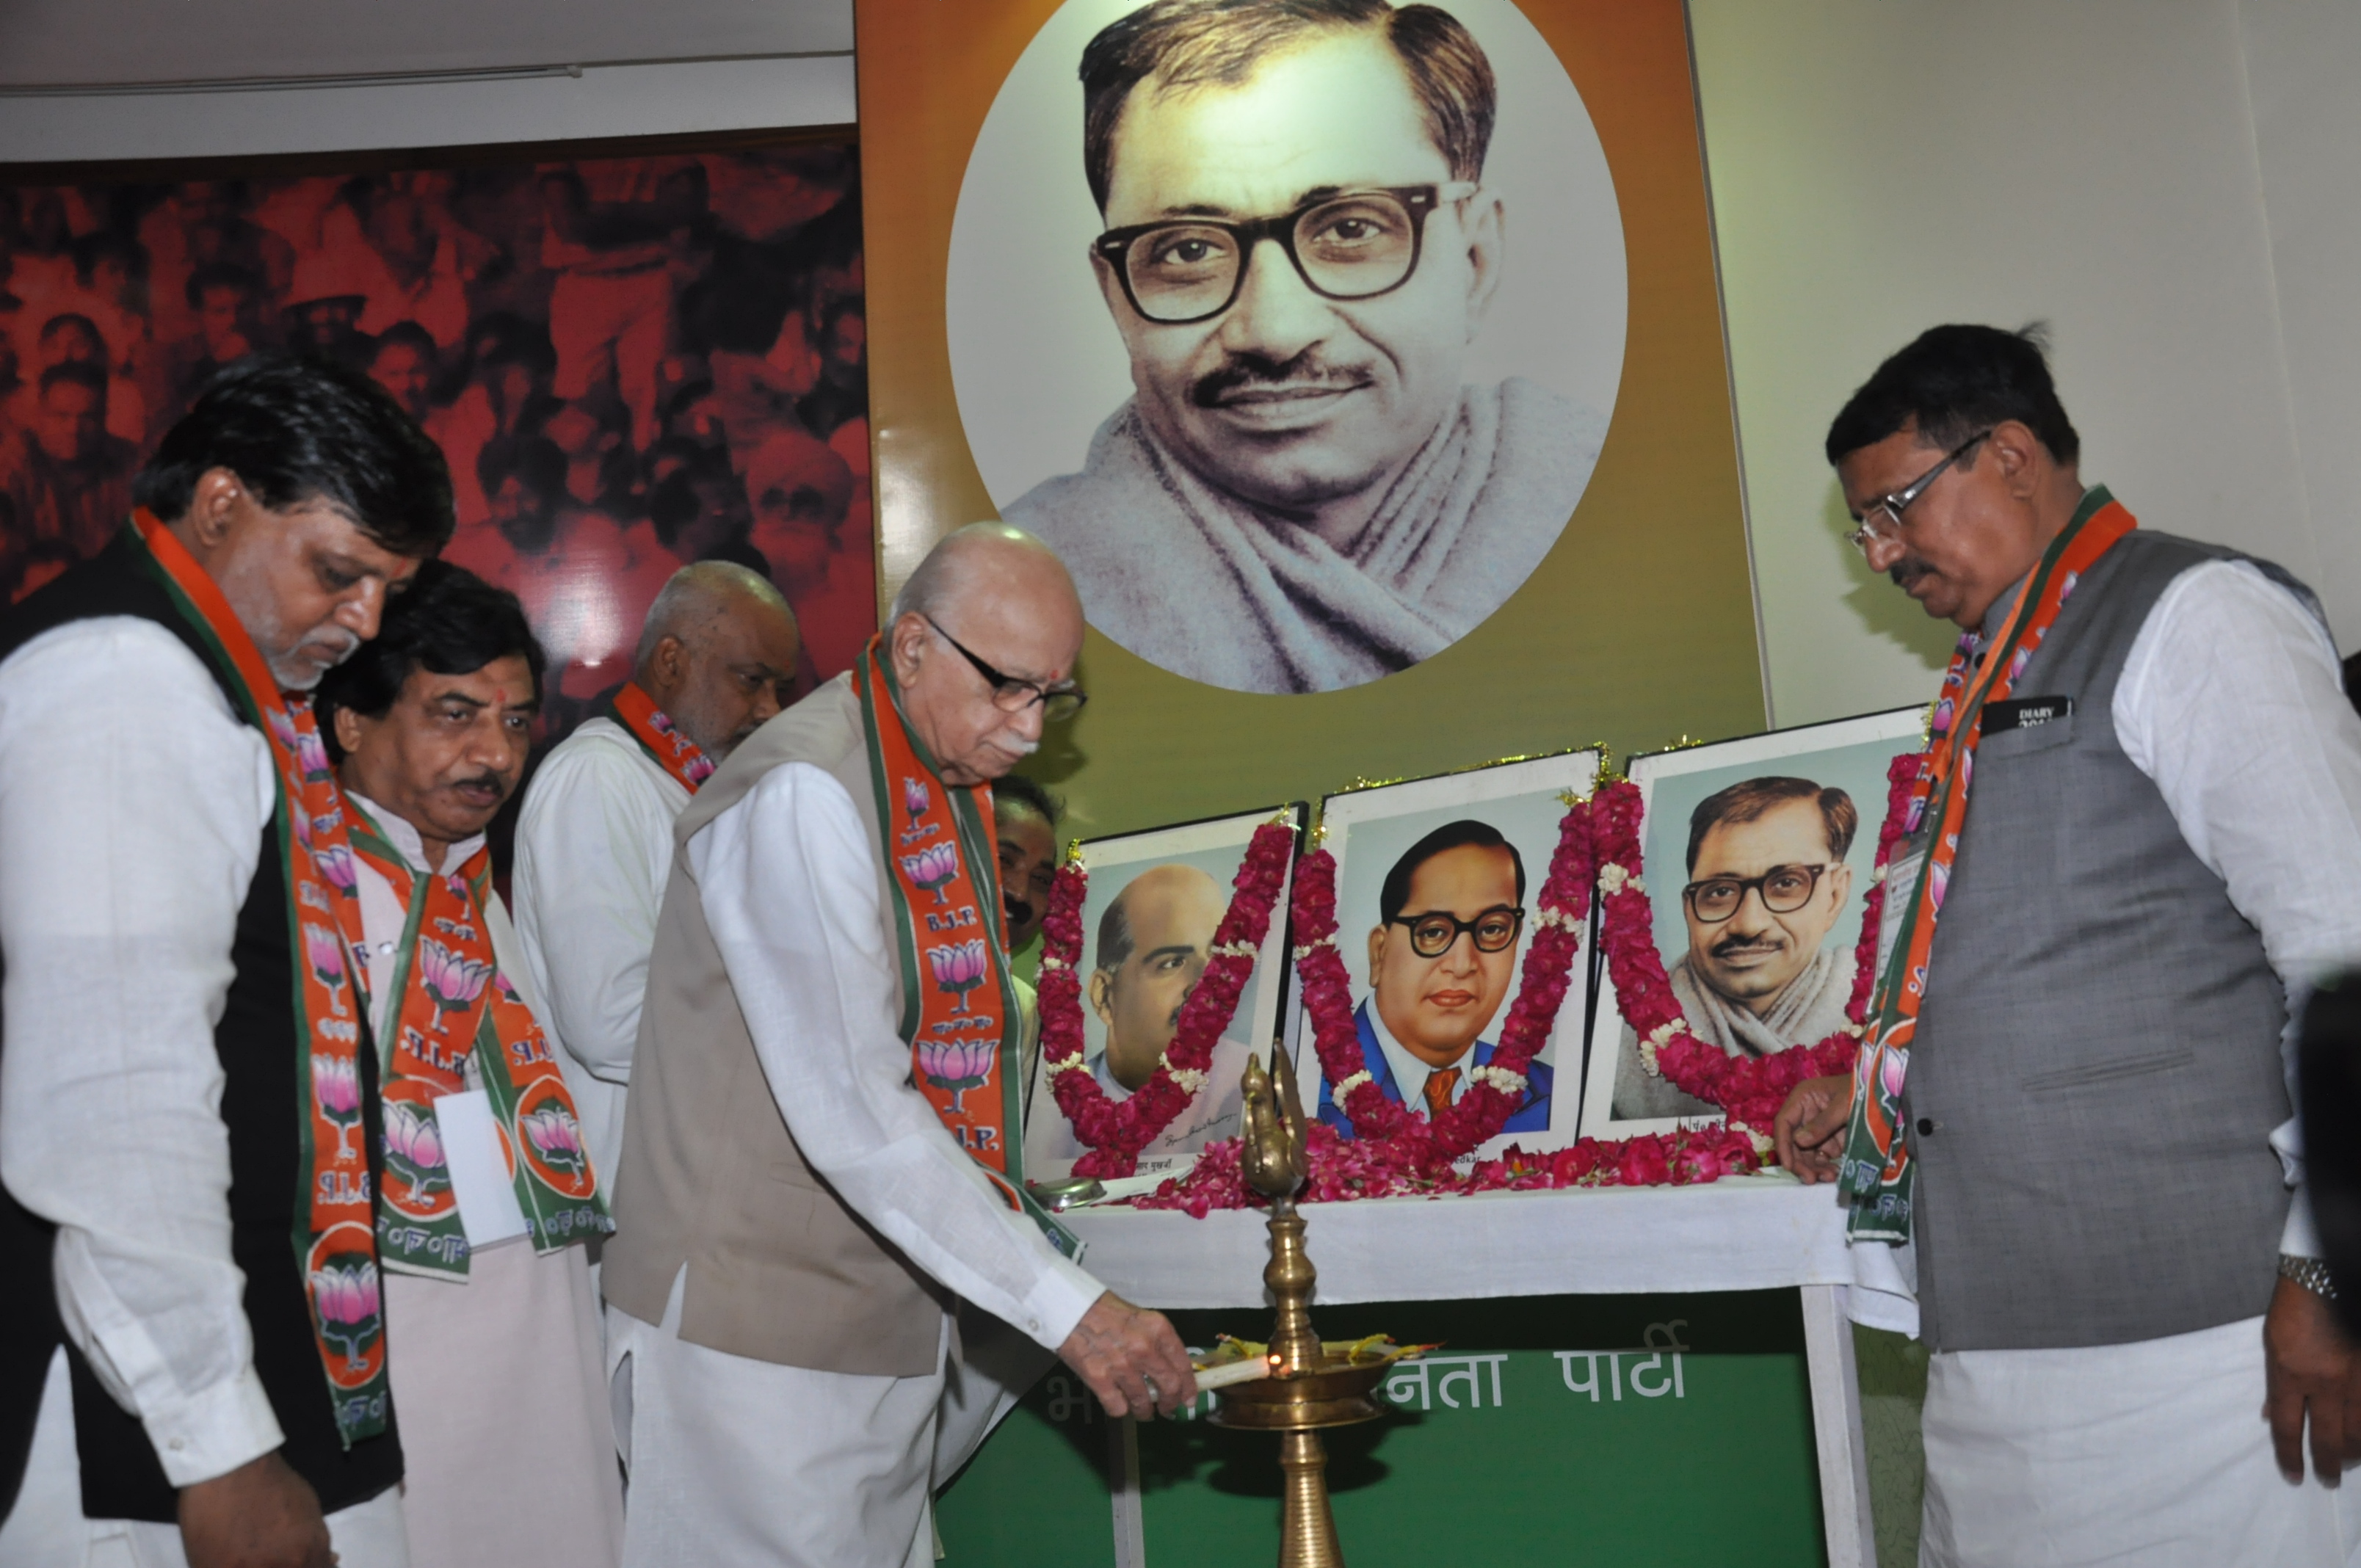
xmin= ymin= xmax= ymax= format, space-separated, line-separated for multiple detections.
xmin=1023 ymin=803 xmax=1305 ymax=1183
xmin=1291 ymin=748 xmax=1601 ymax=1160
xmin=1577 ymin=706 xmax=1928 ymax=1141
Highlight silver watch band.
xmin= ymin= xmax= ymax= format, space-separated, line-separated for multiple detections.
xmin=2281 ymin=1252 xmax=2339 ymax=1301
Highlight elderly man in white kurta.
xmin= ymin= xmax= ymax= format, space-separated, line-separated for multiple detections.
xmin=601 ymin=524 xmax=1196 ymax=1567
xmin=317 ymin=559 xmax=622 ymax=1568
xmin=512 ymin=562 xmax=799 ymax=1188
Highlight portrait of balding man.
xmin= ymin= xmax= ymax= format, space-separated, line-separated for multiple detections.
xmin=1031 ymin=860 xmax=1255 ymax=1164
xmin=1612 ymin=777 xmax=1859 ymax=1121
xmin=1001 ymin=0 xmax=1606 ymax=695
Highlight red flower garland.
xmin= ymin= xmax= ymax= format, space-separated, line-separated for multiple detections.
xmin=1037 ymin=820 xmax=1296 ymax=1178
xmin=1131 ymin=1119 xmax=1766 ymax=1216
xmin=1289 ymin=796 xmax=1595 ymax=1169
xmin=1591 ymin=752 xmax=1922 ymax=1134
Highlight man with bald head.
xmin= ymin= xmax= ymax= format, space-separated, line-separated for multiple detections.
xmin=602 ymin=523 xmax=1194 ymax=1566
xmin=1036 ymin=864 xmax=1253 ymax=1165
xmin=512 ymin=560 xmax=801 ymax=1189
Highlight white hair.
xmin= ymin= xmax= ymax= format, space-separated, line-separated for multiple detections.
xmin=886 ymin=521 xmax=1067 ymax=627
xmin=634 ymin=561 xmax=793 ymax=669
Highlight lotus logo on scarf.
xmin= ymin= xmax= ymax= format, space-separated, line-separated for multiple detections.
xmin=899 ymin=843 xmax=960 ymax=903
xmin=902 ymin=776 xmax=932 ymax=824
xmin=918 ymin=1038 xmax=996 ymax=1114
xmin=926 ymin=939 xmax=990 ymax=1013
xmin=416 ymin=937 xmax=495 ymax=1034
xmin=294 ymin=727 xmax=333 ymax=783
xmin=302 ymin=923 xmax=350 ymax=1015
xmin=521 ymin=1105 xmax=588 ymax=1177
xmin=311 ymin=843 xmax=358 ymax=895
xmin=309 ymin=1258 xmax=382 ymax=1371
xmin=312 ymin=1052 xmax=363 ymax=1158
xmin=382 ymin=1100 xmax=448 ymax=1194
xmin=1880 ymin=1048 xmax=1909 ymax=1104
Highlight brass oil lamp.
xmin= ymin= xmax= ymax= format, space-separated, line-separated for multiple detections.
xmin=1205 ymin=1047 xmax=1395 ymax=1568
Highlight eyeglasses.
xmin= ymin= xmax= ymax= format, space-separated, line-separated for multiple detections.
xmin=923 ymin=615 xmax=1087 ymax=722
xmin=1682 ymin=865 xmax=1834 ymax=924
xmin=1388 ymin=905 xmax=1525 ymax=959
xmin=1095 ymin=184 xmax=1479 ymax=327
xmin=1845 ymin=431 xmax=1992 ymax=552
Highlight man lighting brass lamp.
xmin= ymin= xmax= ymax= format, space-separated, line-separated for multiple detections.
xmin=602 ymin=523 xmax=1196 ymax=1566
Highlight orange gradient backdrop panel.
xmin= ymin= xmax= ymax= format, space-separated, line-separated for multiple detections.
xmin=856 ymin=0 xmax=1764 ymax=837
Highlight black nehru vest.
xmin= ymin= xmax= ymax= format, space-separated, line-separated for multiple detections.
xmin=0 ymin=529 xmax=401 ymax=1525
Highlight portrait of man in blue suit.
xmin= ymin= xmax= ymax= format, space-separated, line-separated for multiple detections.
xmin=1317 ymin=818 xmax=1552 ymax=1135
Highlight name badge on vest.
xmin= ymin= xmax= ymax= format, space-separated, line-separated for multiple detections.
xmin=1980 ymin=696 xmax=2073 ymax=736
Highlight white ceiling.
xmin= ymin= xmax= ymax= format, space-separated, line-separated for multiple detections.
xmin=0 ymin=0 xmax=854 ymax=89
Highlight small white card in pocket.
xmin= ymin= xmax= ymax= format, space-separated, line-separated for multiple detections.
xmin=435 ymin=1090 xmax=530 ymax=1249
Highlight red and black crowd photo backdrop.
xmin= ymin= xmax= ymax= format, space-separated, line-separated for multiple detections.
xmin=0 ymin=126 xmax=874 ymax=739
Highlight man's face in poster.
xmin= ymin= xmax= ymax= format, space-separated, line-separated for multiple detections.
xmin=1089 ymin=863 xmax=1227 ymax=1091
xmin=1682 ymin=797 xmax=1853 ymax=1015
xmin=1092 ymin=26 xmax=1503 ymax=520
xmin=1368 ymin=841 xmax=1518 ymax=1069
xmin=35 ymin=376 xmax=106 ymax=465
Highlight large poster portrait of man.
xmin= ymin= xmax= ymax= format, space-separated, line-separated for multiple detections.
xmin=1023 ymin=805 xmax=1302 ymax=1182
xmin=946 ymin=0 xmax=1625 ymax=695
xmin=1578 ymin=708 xmax=1929 ymax=1140
xmin=1295 ymin=749 xmax=1599 ymax=1157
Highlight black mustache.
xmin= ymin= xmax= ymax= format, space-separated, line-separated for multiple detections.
xmin=1711 ymin=932 xmax=1783 ymax=960
xmin=1888 ymin=557 xmax=1933 ymax=590
xmin=1190 ymin=351 xmax=1371 ymax=408
xmin=1004 ymin=894 xmax=1035 ymax=928
xmin=454 ymin=772 xmax=509 ymax=796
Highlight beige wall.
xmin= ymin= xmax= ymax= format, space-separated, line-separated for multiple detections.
xmin=1691 ymin=0 xmax=2346 ymax=729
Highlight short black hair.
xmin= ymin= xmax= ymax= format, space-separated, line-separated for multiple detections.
xmin=995 ymin=773 xmax=1063 ymax=830
xmin=184 ymin=261 xmax=260 ymax=313
xmin=37 ymin=360 xmax=108 ymax=399
xmin=1824 ymin=323 xmax=2081 ymax=468
xmin=132 ymin=354 xmax=454 ymax=559
xmin=1378 ymin=819 xmax=1524 ymax=927
xmin=1081 ymin=0 xmax=1495 ymax=213
xmin=1686 ymin=776 xmax=1857 ymax=876
xmin=371 ymin=320 xmax=439 ymax=365
xmin=476 ymin=432 xmax=567 ymax=505
xmin=314 ymin=559 xmax=544 ymax=762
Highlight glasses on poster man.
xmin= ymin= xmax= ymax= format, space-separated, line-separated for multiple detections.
xmin=1095 ymin=183 xmax=1481 ymax=326
xmin=1388 ymin=905 xmax=1526 ymax=959
xmin=923 ymin=615 xmax=1088 ymax=722
xmin=1681 ymin=864 xmax=1835 ymax=924
xmin=1845 ymin=429 xmax=1994 ymax=553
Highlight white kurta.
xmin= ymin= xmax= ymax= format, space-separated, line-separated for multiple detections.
xmin=0 ymin=617 xmax=411 ymax=1567
xmin=1909 ymin=555 xmax=2361 ymax=1564
xmin=511 ymin=715 xmax=690 ymax=1192
xmin=608 ymin=758 xmax=1103 ymax=1568
xmin=345 ymin=797 xmax=623 ymax=1568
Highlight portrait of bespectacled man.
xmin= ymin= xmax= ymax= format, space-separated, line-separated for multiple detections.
xmin=949 ymin=0 xmax=1626 ymax=696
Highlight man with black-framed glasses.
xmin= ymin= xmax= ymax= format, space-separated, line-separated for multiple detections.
xmin=1612 ymin=777 xmax=1858 ymax=1121
xmin=1315 ymin=819 xmax=1551 ymax=1136
xmin=1000 ymin=0 xmax=1606 ymax=696
xmin=1772 ymin=324 xmax=2361 ymax=1568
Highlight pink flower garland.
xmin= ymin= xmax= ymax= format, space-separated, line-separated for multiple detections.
xmin=1591 ymin=752 xmax=1921 ymax=1134
xmin=1036 ymin=820 xmax=1296 ymax=1178
xmin=1131 ymin=1119 xmax=1765 ymax=1217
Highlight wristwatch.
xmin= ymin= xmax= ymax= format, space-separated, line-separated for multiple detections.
xmin=2280 ymin=1253 xmax=2340 ymax=1302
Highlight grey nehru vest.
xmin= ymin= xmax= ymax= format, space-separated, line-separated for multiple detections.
xmin=1903 ymin=523 xmax=2320 ymax=1352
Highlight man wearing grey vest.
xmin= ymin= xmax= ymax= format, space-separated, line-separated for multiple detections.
xmin=601 ymin=523 xmax=1195 ymax=1567
xmin=1774 ymin=324 xmax=2361 ymax=1567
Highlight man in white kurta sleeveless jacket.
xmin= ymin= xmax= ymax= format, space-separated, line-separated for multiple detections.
xmin=1774 ymin=325 xmax=2361 ymax=1567
xmin=602 ymin=523 xmax=1196 ymax=1567
xmin=512 ymin=562 xmax=801 ymax=1191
